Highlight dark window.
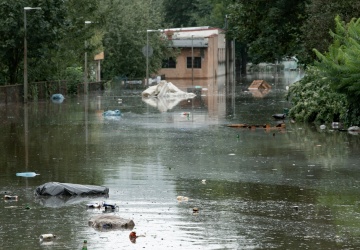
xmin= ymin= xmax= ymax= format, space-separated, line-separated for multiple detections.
xmin=162 ymin=58 xmax=176 ymax=68
xmin=187 ymin=57 xmax=201 ymax=68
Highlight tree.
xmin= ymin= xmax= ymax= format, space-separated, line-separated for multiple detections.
xmin=227 ymin=0 xmax=307 ymax=64
xmin=301 ymin=0 xmax=360 ymax=65
xmin=41 ymin=0 xmax=102 ymax=83
xmin=313 ymin=16 xmax=360 ymax=125
xmin=163 ymin=0 xmax=198 ymax=27
xmin=101 ymin=0 xmax=175 ymax=80
xmin=163 ymin=0 xmax=235 ymax=29
xmin=0 ymin=0 xmax=68 ymax=85
xmin=0 ymin=0 xmax=101 ymax=88
xmin=287 ymin=66 xmax=347 ymax=123
xmin=192 ymin=0 xmax=235 ymax=28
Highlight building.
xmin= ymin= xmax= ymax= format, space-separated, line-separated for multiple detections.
xmin=156 ymin=26 xmax=234 ymax=88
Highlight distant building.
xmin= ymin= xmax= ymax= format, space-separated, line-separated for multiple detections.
xmin=156 ymin=27 xmax=234 ymax=87
xmin=94 ymin=52 xmax=104 ymax=82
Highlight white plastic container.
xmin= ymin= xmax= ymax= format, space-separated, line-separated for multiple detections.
xmin=39 ymin=234 xmax=56 ymax=241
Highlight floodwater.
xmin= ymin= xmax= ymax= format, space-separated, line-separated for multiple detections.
xmin=1 ymin=71 xmax=360 ymax=249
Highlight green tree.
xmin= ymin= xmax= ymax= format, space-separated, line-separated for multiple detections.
xmin=163 ymin=0 xmax=198 ymax=27
xmin=0 ymin=0 xmax=101 ymax=90
xmin=0 ymin=0 xmax=68 ymax=85
xmin=163 ymin=0 xmax=235 ymax=29
xmin=301 ymin=0 xmax=360 ymax=65
xmin=101 ymin=0 xmax=174 ymax=80
xmin=227 ymin=0 xmax=307 ymax=64
xmin=313 ymin=16 xmax=360 ymax=125
xmin=287 ymin=66 xmax=347 ymax=123
xmin=43 ymin=0 xmax=102 ymax=83
xmin=192 ymin=0 xmax=235 ymax=28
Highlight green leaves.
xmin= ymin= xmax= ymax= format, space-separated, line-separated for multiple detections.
xmin=0 ymin=0 xmax=101 ymax=86
xmin=101 ymin=0 xmax=174 ymax=79
xmin=227 ymin=0 xmax=307 ymax=63
xmin=287 ymin=66 xmax=347 ymax=123
xmin=289 ymin=15 xmax=360 ymax=126
xmin=314 ymin=16 xmax=360 ymax=101
xmin=302 ymin=0 xmax=360 ymax=64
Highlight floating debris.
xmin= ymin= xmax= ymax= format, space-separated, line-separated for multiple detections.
xmin=332 ymin=122 xmax=342 ymax=129
xmin=4 ymin=195 xmax=18 ymax=200
xmin=89 ymin=214 xmax=135 ymax=230
xmin=4 ymin=206 xmax=18 ymax=209
xmin=129 ymin=231 xmax=137 ymax=243
xmin=16 ymin=172 xmax=40 ymax=177
xmin=86 ymin=202 xmax=102 ymax=209
xmin=348 ymin=126 xmax=360 ymax=131
xmin=177 ymin=196 xmax=189 ymax=202
xmin=82 ymin=240 xmax=87 ymax=249
xmin=227 ymin=123 xmax=285 ymax=130
xmin=40 ymin=234 xmax=56 ymax=241
xmin=102 ymin=202 xmax=118 ymax=210
xmin=103 ymin=110 xmax=122 ymax=116
xmin=51 ymin=94 xmax=65 ymax=104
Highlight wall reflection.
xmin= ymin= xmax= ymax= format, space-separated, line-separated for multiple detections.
xmin=140 ymin=74 xmax=234 ymax=123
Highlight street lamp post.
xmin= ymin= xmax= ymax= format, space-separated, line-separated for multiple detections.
xmin=24 ymin=6 xmax=41 ymax=103
xmin=146 ymin=29 xmax=163 ymax=85
xmin=191 ymin=35 xmax=194 ymax=86
xmin=84 ymin=21 xmax=92 ymax=95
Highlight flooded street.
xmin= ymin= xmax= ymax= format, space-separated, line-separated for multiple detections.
xmin=1 ymin=71 xmax=360 ymax=249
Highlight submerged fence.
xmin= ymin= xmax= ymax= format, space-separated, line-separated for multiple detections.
xmin=0 ymin=81 xmax=104 ymax=103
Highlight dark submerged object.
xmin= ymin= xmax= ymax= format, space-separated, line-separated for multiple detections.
xmin=272 ymin=113 xmax=286 ymax=119
xmin=35 ymin=182 xmax=109 ymax=196
xmin=103 ymin=202 xmax=118 ymax=210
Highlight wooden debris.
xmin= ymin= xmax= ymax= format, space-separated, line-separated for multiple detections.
xmin=227 ymin=123 xmax=285 ymax=130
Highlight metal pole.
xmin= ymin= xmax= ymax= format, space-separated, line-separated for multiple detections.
xmin=24 ymin=9 xmax=27 ymax=103
xmin=191 ymin=35 xmax=194 ymax=86
xmin=84 ymin=21 xmax=92 ymax=94
xmin=146 ymin=31 xmax=149 ymax=86
xmin=84 ymin=41 xmax=88 ymax=94
xmin=23 ymin=7 xmax=41 ymax=103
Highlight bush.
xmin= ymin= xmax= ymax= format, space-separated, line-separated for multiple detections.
xmin=287 ymin=66 xmax=348 ymax=124
xmin=63 ymin=67 xmax=83 ymax=95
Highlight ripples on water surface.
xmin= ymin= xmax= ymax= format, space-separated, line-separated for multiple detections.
xmin=1 ymin=72 xmax=360 ymax=249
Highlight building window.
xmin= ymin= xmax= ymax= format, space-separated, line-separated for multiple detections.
xmin=187 ymin=57 xmax=201 ymax=68
xmin=162 ymin=58 xmax=176 ymax=68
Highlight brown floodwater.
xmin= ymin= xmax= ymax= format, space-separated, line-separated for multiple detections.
xmin=1 ymin=71 xmax=360 ymax=249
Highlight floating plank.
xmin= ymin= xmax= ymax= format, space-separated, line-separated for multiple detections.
xmin=227 ymin=123 xmax=285 ymax=129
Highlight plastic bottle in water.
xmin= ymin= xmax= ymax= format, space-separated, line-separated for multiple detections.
xmin=82 ymin=240 xmax=88 ymax=250
xmin=16 ymin=172 xmax=40 ymax=177
xmin=39 ymin=234 xmax=56 ymax=241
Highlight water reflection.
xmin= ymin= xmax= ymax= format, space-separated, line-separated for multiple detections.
xmin=142 ymin=96 xmax=192 ymax=112
xmin=0 ymin=71 xmax=360 ymax=249
xmin=35 ymin=195 xmax=106 ymax=208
